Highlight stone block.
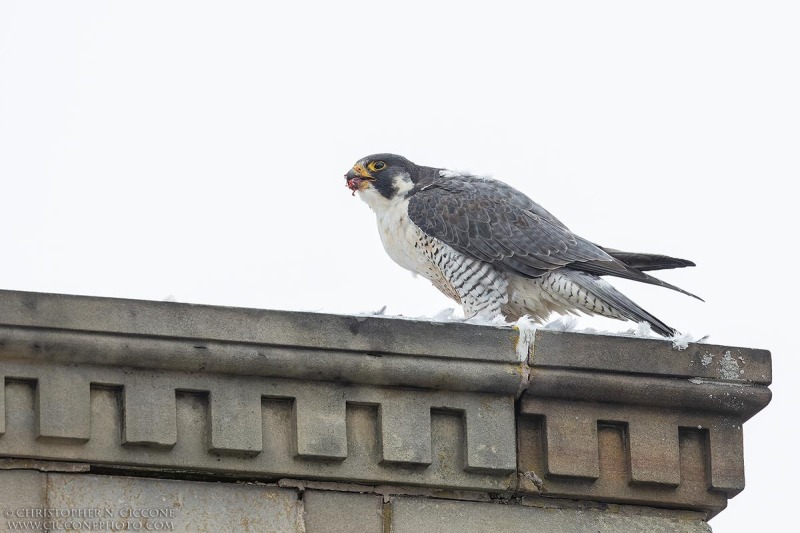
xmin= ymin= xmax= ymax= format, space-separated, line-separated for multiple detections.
xmin=463 ymin=396 xmax=516 ymax=474
xmin=628 ymin=416 xmax=680 ymax=486
xmin=539 ymin=408 xmax=599 ymax=479
xmin=292 ymin=388 xmax=348 ymax=460
xmin=207 ymin=385 xmax=263 ymax=456
xmin=389 ymin=497 xmax=711 ymax=533
xmin=707 ymin=419 xmax=745 ymax=493
xmin=303 ymin=490 xmax=383 ymax=533
xmin=35 ymin=370 xmax=90 ymax=442
xmin=46 ymin=473 xmax=303 ymax=533
xmin=122 ymin=374 xmax=177 ymax=448
xmin=0 ymin=470 xmax=47 ymax=531
xmin=379 ymin=398 xmax=432 ymax=466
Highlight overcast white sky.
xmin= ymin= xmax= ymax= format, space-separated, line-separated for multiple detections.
xmin=1 ymin=1 xmax=798 ymax=530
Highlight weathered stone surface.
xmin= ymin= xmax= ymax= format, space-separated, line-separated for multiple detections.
xmin=519 ymin=403 xmax=732 ymax=513
xmin=464 ymin=397 xmax=517 ymax=473
xmin=538 ymin=407 xmax=600 ymax=479
xmin=379 ymin=398 xmax=432 ymax=465
xmin=293 ymin=388 xmax=348 ymax=460
xmin=0 ymin=290 xmax=773 ymax=523
xmin=389 ymin=497 xmax=712 ymax=533
xmin=207 ymin=385 xmax=263 ymax=456
xmin=0 ymin=325 xmax=524 ymax=394
xmin=0 ymin=376 xmax=516 ymax=492
xmin=0 ymin=375 xmax=4 ymax=436
xmin=627 ymin=416 xmax=680 ymax=486
xmin=515 ymin=329 xmax=772 ymax=517
xmin=46 ymin=474 xmax=303 ymax=533
xmin=35 ymin=370 xmax=91 ymax=442
xmin=121 ymin=374 xmax=177 ymax=448
xmin=520 ymin=384 xmax=755 ymax=513
xmin=0 ymin=458 xmax=90 ymax=472
xmin=531 ymin=329 xmax=771 ymax=384
xmin=0 ymin=471 xmax=47 ymax=530
xmin=528 ymin=368 xmax=770 ymax=421
xmin=303 ymin=490 xmax=383 ymax=533
xmin=0 ymin=289 xmax=520 ymax=362
xmin=0 ymin=290 xmax=519 ymax=492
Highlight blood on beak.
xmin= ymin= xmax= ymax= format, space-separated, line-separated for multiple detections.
xmin=346 ymin=176 xmax=365 ymax=195
xmin=345 ymin=165 xmax=374 ymax=196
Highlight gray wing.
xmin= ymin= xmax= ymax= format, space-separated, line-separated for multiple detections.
xmin=406 ymin=175 xmax=617 ymax=278
xmin=407 ymin=174 xmax=701 ymax=300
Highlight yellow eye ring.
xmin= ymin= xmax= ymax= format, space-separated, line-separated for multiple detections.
xmin=368 ymin=161 xmax=386 ymax=172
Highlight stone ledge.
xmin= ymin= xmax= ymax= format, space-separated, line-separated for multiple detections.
xmin=0 ymin=290 xmax=524 ymax=395
xmin=0 ymin=289 xmax=520 ymax=362
xmin=0 ymin=289 xmax=772 ymax=522
xmin=0 ymin=290 xmax=519 ymax=493
xmin=531 ymin=329 xmax=771 ymax=384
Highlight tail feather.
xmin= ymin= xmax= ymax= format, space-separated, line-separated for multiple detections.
xmin=574 ymin=258 xmax=703 ymax=302
xmin=563 ymin=270 xmax=677 ymax=337
xmin=601 ymin=248 xmax=696 ymax=272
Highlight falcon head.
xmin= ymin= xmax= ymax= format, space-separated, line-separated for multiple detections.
xmin=345 ymin=153 xmax=417 ymax=202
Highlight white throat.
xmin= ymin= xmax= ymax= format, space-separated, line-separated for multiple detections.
xmin=356 ymin=174 xmax=414 ymax=214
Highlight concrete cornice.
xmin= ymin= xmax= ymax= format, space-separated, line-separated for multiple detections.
xmin=528 ymin=330 xmax=772 ymax=421
xmin=0 ymin=290 xmax=519 ymax=361
xmin=0 ymin=289 xmax=772 ymax=518
xmin=0 ymin=290 xmax=525 ymax=395
xmin=532 ymin=329 xmax=772 ymax=385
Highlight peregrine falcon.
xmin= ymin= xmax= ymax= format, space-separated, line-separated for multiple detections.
xmin=344 ymin=153 xmax=700 ymax=336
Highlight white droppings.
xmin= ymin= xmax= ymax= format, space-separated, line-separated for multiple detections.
xmin=719 ymin=350 xmax=742 ymax=380
xmin=701 ymin=353 xmax=714 ymax=366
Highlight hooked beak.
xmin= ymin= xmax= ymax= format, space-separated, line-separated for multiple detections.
xmin=345 ymin=164 xmax=374 ymax=195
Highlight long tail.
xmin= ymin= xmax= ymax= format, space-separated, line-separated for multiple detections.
xmin=562 ymin=270 xmax=677 ymax=337
xmin=601 ymin=248 xmax=696 ymax=272
xmin=570 ymin=240 xmax=702 ymax=302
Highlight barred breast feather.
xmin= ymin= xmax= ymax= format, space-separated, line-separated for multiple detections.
xmin=371 ymin=194 xmax=508 ymax=319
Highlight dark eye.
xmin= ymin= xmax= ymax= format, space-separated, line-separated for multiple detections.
xmin=369 ymin=161 xmax=387 ymax=172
